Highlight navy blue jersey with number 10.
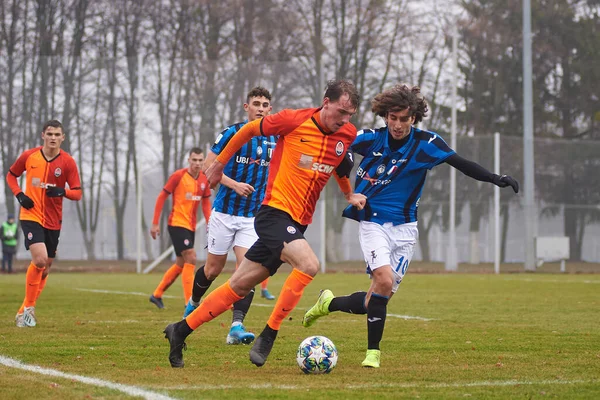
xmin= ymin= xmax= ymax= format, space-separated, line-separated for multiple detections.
xmin=342 ymin=126 xmax=455 ymax=225
xmin=211 ymin=121 xmax=278 ymax=217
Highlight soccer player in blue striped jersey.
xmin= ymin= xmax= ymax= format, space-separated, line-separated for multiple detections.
xmin=183 ymin=87 xmax=278 ymax=345
xmin=303 ymin=84 xmax=519 ymax=368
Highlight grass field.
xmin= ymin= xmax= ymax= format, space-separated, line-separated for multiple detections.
xmin=0 ymin=267 xmax=599 ymax=399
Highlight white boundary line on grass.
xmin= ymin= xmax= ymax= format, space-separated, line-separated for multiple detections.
xmin=76 ymin=288 xmax=179 ymax=298
xmin=156 ymin=378 xmax=596 ymax=391
xmin=387 ymin=313 xmax=433 ymax=321
xmin=0 ymin=355 xmax=177 ymax=400
xmin=75 ymin=288 xmax=435 ymax=321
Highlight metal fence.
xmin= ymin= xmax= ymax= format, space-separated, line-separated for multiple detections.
xmin=3 ymin=134 xmax=600 ymax=267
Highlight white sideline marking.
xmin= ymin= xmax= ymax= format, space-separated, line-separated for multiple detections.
xmin=156 ymin=378 xmax=595 ymax=391
xmin=0 ymin=355 xmax=176 ymax=400
xmin=76 ymin=288 xmax=179 ymax=299
xmin=75 ymin=290 xmax=434 ymax=321
xmin=387 ymin=313 xmax=433 ymax=321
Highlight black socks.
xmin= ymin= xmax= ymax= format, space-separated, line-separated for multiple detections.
xmin=191 ymin=265 xmax=214 ymax=303
xmin=329 ymin=291 xmax=367 ymax=314
xmin=366 ymin=293 xmax=388 ymax=350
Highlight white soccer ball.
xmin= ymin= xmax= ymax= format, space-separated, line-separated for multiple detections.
xmin=296 ymin=335 xmax=338 ymax=374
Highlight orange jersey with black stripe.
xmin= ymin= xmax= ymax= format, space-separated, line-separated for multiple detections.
xmin=260 ymin=108 xmax=357 ymax=225
xmin=8 ymin=147 xmax=81 ymax=230
xmin=162 ymin=169 xmax=211 ymax=230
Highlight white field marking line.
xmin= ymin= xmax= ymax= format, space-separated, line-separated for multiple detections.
xmin=252 ymin=303 xmax=433 ymax=321
xmin=83 ymin=320 xmax=174 ymax=324
xmin=387 ymin=313 xmax=434 ymax=321
xmin=76 ymin=288 xmax=179 ymax=298
xmin=155 ymin=378 xmax=596 ymax=391
xmin=0 ymin=355 xmax=177 ymax=400
xmin=74 ymin=291 xmax=435 ymax=322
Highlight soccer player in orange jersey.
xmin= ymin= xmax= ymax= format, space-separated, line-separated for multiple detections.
xmin=6 ymin=119 xmax=82 ymax=327
xmin=163 ymin=79 xmax=367 ymax=368
xmin=149 ymin=148 xmax=212 ymax=309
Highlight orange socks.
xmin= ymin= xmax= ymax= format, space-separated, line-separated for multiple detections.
xmin=153 ymin=264 xmax=182 ymax=298
xmin=185 ymin=281 xmax=242 ymax=330
xmin=181 ymin=263 xmax=195 ymax=303
xmin=267 ymin=268 xmax=313 ymax=330
xmin=36 ymin=275 xmax=48 ymax=302
xmin=261 ymin=277 xmax=269 ymax=290
xmin=24 ymin=263 xmax=44 ymax=307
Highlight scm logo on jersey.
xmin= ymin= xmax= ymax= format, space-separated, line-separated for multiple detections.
xmin=311 ymin=162 xmax=335 ymax=174
xmin=185 ymin=192 xmax=202 ymax=201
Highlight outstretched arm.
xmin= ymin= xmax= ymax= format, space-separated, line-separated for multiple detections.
xmin=445 ymin=154 xmax=519 ymax=193
xmin=150 ymin=190 xmax=169 ymax=239
xmin=205 ymin=119 xmax=262 ymax=187
xmin=201 ymin=197 xmax=212 ymax=224
xmin=334 ymin=174 xmax=366 ymax=210
xmin=204 ymin=149 xmax=254 ymax=197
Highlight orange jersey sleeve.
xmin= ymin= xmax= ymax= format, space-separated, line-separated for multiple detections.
xmin=260 ymin=108 xmax=357 ymax=225
xmin=152 ymin=190 xmax=169 ymax=225
xmin=199 ymin=172 xmax=212 ymax=222
xmin=215 ymin=119 xmax=261 ymax=164
xmin=334 ymin=174 xmax=352 ymax=194
xmin=165 ymin=169 xmax=210 ymax=231
xmin=8 ymin=147 xmax=81 ymax=230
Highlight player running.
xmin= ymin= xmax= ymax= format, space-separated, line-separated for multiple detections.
xmin=302 ymin=84 xmax=519 ymax=368
xmin=183 ymin=87 xmax=278 ymax=345
xmin=6 ymin=119 xmax=82 ymax=327
xmin=149 ymin=148 xmax=211 ymax=309
xmin=162 ymin=79 xmax=366 ymax=368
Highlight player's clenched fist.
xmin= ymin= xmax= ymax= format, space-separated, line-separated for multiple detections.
xmin=346 ymin=193 xmax=367 ymax=210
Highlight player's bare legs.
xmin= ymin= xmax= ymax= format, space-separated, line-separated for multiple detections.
xmin=204 ymin=253 xmax=228 ymax=279
xmin=249 ymin=239 xmax=318 ymax=366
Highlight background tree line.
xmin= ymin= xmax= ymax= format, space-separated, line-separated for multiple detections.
xmin=1 ymin=0 xmax=598 ymax=262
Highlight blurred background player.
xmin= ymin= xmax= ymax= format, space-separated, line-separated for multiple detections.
xmin=6 ymin=119 xmax=82 ymax=327
xmin=149 ymin=148 xmax=211 ymax=309
xmin=163 ymin=79 xmax=366 ymax=368
xmin=302 ymin=84 xmax=519 ymax=368
xmin=183 ymin=87 xmax=277 ymax=345
xmin=1 ymin=213 xmax=18 ymax=273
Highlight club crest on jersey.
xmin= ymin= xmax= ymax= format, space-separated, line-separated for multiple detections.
xmin=200 ymin=183 xmax=206 ymax=191
xmin=54 ymin=168 xmax=62 ymax=177
xmin=286 ymin=226 xmax=297 ymax=234
xmin=335 ymin=141 xmax=344 ymax=156
xmin=376 ymin=164 xmax=386 ymax=175
xmin=27 ymin=232 xmax=33 ymax=240
xmin=184 ymin=239 xmax=190 ymax=246
xmin=256 ymin=146 xmax=263 ymax=156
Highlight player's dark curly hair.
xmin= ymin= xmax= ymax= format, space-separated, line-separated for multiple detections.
xmin=246 ymin=86 xmax=272 ymax=103
xmin=371 ymin=84 xmax=428 ymax=125
xmin=324 ymin=79 xmax=360 ymax=109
